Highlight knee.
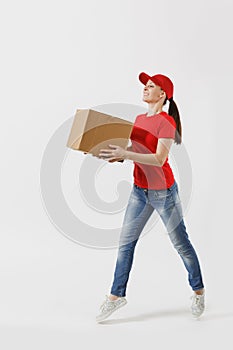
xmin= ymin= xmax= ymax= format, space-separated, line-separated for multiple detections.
xmin=118 ymin=240 xmax=136 ymax=254
xmin=119 ymin=243 xmax=134 ymax=252
xmin=174 ymin=241 xmax=192 ymax=256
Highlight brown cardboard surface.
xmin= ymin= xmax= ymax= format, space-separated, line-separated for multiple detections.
xmin=66 ymin=109 xmax=133 ymax=157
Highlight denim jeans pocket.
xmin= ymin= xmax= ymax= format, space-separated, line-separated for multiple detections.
xmin=155 ymin=187 xmax=172 ymax=199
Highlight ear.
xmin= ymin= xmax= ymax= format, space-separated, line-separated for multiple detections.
xmin=160 ymin=90 xmax=166 ymax=98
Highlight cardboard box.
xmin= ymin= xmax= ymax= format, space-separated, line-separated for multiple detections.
xmin=66 ymin=109 xmax=133 ymax=158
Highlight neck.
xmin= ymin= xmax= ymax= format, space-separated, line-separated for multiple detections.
xmin=147 ymin=102 xmax=163 ymax=116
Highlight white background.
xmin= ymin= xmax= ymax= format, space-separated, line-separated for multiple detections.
xmin=1 ymin=0 xmax=233 ymax=349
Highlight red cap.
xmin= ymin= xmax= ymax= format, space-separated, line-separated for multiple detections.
xmin=138 ymin=72 xmax=174 ymax=100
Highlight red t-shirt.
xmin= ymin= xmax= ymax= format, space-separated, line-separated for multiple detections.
xmin=130 ymin=111 xmax=176 ymax=190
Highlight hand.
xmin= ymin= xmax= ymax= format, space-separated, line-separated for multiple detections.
xmin=99 ymin=144 xmax=127 ymax=162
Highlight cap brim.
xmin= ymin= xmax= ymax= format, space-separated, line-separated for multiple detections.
xmin=139 ymin=72 xmax=164 ymax=89
xmin=138 ymin=72 xmax=151 ymax=85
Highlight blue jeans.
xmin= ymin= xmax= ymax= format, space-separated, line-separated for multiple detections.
xmin=110 ymin=180 xmax=204 ymax=297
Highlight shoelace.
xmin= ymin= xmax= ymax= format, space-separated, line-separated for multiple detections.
xmin=100 ymin=295 xmax=121 ymax=312
xmin=99 ymin=295 xmax=115 ymax=311
xmin=190 ymin=294 xmax=204 ymax=306
xmin=192 ymin=295 xmax=200 ymax=305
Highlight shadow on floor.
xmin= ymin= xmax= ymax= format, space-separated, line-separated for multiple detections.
xmin=98 ymin=307 xmax=190 ymax=325
xmin=98 ymin=307 xmax=233 ymax=325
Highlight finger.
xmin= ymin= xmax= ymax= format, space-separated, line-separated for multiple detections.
xmin=99 ymin=152 xmax=114 ymax=157
xmin=108 ymin=144 xmax=118 ymax=149
xmin=99 ymin=149 xmax=112 ymax=153
xmin=108 ymin=158 xmax=123 ymax=162
xmin=99 ymin=154 xmax=111 ymax=159
xmin=100 ymin=154 xmax=115 ymax=160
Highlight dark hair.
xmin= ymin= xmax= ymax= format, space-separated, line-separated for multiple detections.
xmin=163 ymin=96 xmax=182 ymax=145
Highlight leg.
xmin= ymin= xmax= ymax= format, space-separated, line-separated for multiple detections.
xmin=152 ymin=181 xmax=205 ymax=291
xmin=110 ymin=185 xmax=154 ymax=297
xmin=166 ymin=217 xmax=205 ymax=291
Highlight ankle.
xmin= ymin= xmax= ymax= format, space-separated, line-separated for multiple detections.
xmin=194 ymin=289 xmax=204 ymax=295
xmin=109 ymin=294 xmax=119 ymax=301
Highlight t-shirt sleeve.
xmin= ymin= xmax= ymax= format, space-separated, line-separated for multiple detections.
xmin=158 ymin=117 xmax=176 ymax=139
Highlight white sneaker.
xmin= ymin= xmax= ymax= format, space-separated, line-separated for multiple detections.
xmin=96 ymin=295 xmax=127 ymax=322
xmin=190 ymin=291 xmax=205 ymax=318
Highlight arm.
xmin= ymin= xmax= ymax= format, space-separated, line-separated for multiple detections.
xmin=125 ymin=138 xmax=174 ymax=166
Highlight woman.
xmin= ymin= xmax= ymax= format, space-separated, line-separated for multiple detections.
xmin=96 ymin=72 xmax=205 ymax=322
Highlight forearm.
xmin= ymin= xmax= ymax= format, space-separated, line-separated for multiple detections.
xmin=125 ymin=151 xmax=162 ymax=166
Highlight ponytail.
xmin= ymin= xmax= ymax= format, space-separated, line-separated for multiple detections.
xmin=163 ymin=96 xmax=182 ymax=145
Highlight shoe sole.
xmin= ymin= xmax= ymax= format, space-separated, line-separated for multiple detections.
xmin=96 ymin=299 xmax=127 ymax=323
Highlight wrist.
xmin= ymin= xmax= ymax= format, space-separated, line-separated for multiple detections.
xmin=124 ymin=150 xmax=131 ymax=160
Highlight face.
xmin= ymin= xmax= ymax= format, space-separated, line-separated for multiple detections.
xmin=143 ymin=79 xmax=166 ymax=103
